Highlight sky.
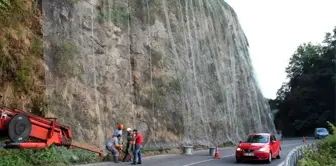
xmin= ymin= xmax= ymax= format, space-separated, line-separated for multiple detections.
xmin=225 ymin=0 xmax=336 ymax=99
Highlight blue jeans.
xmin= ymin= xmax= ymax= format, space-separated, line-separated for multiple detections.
xmin=108 ymin=147 xmax=118 ymax=157
xmin=133 ymin=144 xmax=142 ymax=163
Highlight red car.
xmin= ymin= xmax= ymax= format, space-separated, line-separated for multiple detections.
xmin=235 ymin=133 xmax=281 ymax=163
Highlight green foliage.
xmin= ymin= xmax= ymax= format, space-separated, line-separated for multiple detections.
xmin=29 ymin=35 xmax=43 ymax=58
xmin=0 ymin=0 xmax=10 ymax=10
xmin=274 ymin=27 xmax=336 ymax=136
xmin=267 ymin=98 xmax=278 ymax=110
xmin=0 ymin=0 xmax=37 ymax=27
xmin=0 ymin=145 xmax=101 ymax=166
xmin=298 ymin=148 xmax=336 ymax=166
xmin=268 ymin=98 xmax=279 ymax=121
xmin=98 ymin=5 xmax=130 ymax=27
xmin=16 ymin=68 xmax=31 ymax=92
xmin=168 ymin=77 xmax=182 ymax=94
xmin=298 ymin=121 xmax=336 ymax=166
xmin=0 ymin=0 xmax=44 ymax=95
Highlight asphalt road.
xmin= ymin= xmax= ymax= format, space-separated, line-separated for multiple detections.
xmin=76 ymin=138 xmax=316 ymax=166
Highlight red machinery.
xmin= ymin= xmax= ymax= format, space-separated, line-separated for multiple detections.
xmin=0 ymin=107 xmax=104 ymax=156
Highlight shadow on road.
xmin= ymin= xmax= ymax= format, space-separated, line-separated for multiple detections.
xmin=236 ymin=161 xmax=273 ymax=165
xmin=220 ymin=156 xmax=275 ymax=165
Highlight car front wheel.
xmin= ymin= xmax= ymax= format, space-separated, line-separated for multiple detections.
xmin=276 ymin=148 xmax=281 ymax=159
xmin=236 ymin=158 xmax=241 ymax=163
xmin=267 ymin=152 xmax=272 ymax=163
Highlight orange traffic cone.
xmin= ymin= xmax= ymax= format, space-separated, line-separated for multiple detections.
xmin=213 ymin=145 xmax=220 ymax=159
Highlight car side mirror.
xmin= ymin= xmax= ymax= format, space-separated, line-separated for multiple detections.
xmin=239 ymin=141 xmax=243 ymax=143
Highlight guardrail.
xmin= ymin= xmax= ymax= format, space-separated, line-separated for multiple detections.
xmin=284 ymin=142 xmax=317 ymax=166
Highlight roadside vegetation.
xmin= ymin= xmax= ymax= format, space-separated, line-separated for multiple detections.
xmin=0 ymin=145 xmax=101 ymax=166
xmin=270 ymin=27 xmax=336 ymax=136
xmin=297 ymin=121 xmax=336 ymax=166
xmin=268 ymin=26 xmax=335 ymax=166
xmin=0 ymin=0 xmax=45 ymax=108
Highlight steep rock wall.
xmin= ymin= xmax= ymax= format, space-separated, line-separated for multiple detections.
xmin=42 ymin=0 xmax=276 ymax=150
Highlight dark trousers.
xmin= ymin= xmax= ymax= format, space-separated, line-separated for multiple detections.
xmin=133 ymin=144 xmax=142 ymax=163
xmin=122 ymin=143 xmax=132 ymax=161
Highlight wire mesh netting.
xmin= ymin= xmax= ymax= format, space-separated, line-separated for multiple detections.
xmin=43 ymin=0 xmax=276 ymax=150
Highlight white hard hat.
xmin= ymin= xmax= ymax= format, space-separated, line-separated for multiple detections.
xmin=126 ymin=127 xmax=132 ymax=131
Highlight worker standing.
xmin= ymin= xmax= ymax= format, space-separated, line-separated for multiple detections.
xmin=113 ymin=123 xmax=124 ymax=161
xmin=122 ymin=127 xmax=134 ymax=162
xmin=132 ymin=129 xmax=143 ymax=165
xmin=113 ymin=123 xmax=123 ymax=144
xmin=106 ymin=134 xmax=122 ymax=163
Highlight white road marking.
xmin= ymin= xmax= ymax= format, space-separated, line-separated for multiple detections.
xmin=143 ymin=153 xmax=180 ymax=160
xmin=182 ymin=159 xmax=215 ymax=166
xmin=277 ymin=161 xmax=285 ymax=166
xmin=182 ymin=155 xmax=234 ymax=166
xmin=182 ymin=142 xmax=303 ymax=166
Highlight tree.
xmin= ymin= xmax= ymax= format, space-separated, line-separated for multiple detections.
xmin=267 ymin=98 xmax=278 ymax=110
xmin=274 ymin=27 xmax=336 ymax=136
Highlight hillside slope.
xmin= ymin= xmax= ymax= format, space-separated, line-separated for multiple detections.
xmin=0 ymin=0 xmax=45 ymax=114
xmin=1 ymin=0 xmax=276 ymax=151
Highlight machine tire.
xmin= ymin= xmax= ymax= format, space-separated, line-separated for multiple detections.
xmin=8 ymin=114 xmax=32 ymax=143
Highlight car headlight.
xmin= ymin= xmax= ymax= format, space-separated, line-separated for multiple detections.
xmin=236 ymin=147 xmax=242 ymax=151
xmin=258 ymin=147 xmax=268 ymax=152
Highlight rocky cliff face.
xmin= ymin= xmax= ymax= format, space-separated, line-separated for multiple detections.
xmin=42 ymin=0 xmax=276 ymax=150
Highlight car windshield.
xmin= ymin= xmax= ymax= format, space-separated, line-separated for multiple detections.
xmin=317 ymin=128 xmax=327 ymax=132
xmin=244 ymin=135 xmax=269 ymax=143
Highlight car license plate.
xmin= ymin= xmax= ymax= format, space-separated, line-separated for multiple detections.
xmin=244 ymin=153 xmax=254 ymax=156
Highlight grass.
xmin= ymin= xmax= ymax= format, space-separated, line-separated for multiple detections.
xmin=16 ymin=67 xmax=31 ymax=92
xmin=297 ymin=121 xmax=336 ymax=166
xmin=0 ymin=145 xmax=102 ymax=166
